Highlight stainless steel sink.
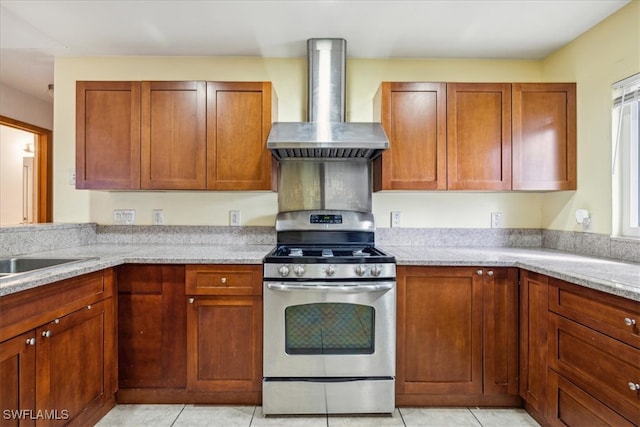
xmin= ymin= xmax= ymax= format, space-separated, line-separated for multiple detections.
xmin=0 ymin=257 xmax=96 ymax=276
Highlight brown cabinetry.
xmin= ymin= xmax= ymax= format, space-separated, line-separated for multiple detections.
xmin=76 ymin=81 xmax=275 ymax=191
xmin=512 ymin=83 xmax=576 ymax=190
xmin=396 ymin=266 xmax=519 ymax=406
xmin=447 ymin=83 xmax=512 ymax=190
xmin=76 ymin=81 xmax=141 ymax=189
xmin=547 ymin=279 xmax=640 ymax=426
xmin=141 ymin=81 xmax=207 ymax=189
xmin=185 ymin=265 xmax=262 ymax=403
xmin=374 ymin=82 xmax=576 ymax=191
xmin=519 ymin=270 xmax=549 ymax=421
xmin=117 ymin=265 xmax=187 ymax=391
xmin=374 ymin=82 xmax=447 ymax=190
xmin=0 ymin=270 xmax=116 ymax=427
xmin=207 ymin=82 xmax=275 ymax=190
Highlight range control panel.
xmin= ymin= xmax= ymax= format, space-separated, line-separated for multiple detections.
xmin=309 ymin=214 xmax=343 ymax=224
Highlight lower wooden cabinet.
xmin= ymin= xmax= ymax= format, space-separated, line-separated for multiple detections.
xmin=546 ymin=278 xmax=640 ymax=426
xmin=185 ymin=265 xmax=262 ymax=403
xmin=519 ymin=270 xmax=549 ymax=422
xmin=0 ymin=270 xmax=116 ymax=427
xmin=117 ymin=265 xmax=187 ymax=390
xmin=396 ymin=266 xmax=519 ymax=406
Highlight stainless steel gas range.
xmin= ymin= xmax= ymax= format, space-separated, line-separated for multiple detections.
xmin=262 ymin=210 xmax=396 ymax=415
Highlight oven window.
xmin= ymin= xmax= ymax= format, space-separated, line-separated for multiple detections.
xmin=284 ymin=303 xmax=375 ymax=355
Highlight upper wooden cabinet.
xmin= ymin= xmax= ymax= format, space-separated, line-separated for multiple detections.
xmin=374 ymin=82 xmax=576 ymax=191
xmin=141 ymin=81 xmax=207 ymax=190
xmin=76 ymin=81 xmax=141 ymax=189
xmin=206 ymin=82 xmax=275 ymax=190
xmin=447 ymin=83 xmax=512 ymax=190
xmin=374 ymin=82 xmax=447 ymax=190
xmin=512 ymin=83 xmax=576 ymax=190
xmin=76 ymin=80 xmax=276 ymax=191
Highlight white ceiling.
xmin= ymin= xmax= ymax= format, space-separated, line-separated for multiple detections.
xmin=0 ymin=0 xmax=631 ymax=104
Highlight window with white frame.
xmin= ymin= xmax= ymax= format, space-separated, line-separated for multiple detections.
xmin=612 ymin=73 xmax=640 ymax=238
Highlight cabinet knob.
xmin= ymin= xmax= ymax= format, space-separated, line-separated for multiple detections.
xmin=221 ymin=277 xmax=227 ymax=284
xmin=487 ymin=270 xmax=494 ymax=276
xmin=41 ymin=330 xmax=51 ymax=338
xmin=624 ymin=317 xmax=636 ymax=326
xmin=26 ymin=338 xmax=36 ymax=346
xmin=628 ymin=382 xmax=640 ymax=391
xmin=477 ymin=270 xmax=483 ymax=276
xmin=188 ymin=298 xmax=195 ymax=304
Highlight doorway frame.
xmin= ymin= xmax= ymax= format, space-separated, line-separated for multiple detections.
xmin=1 ymin=115 xmax=53 ymax=222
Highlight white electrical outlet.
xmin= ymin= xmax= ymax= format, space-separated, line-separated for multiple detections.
xmin=491 ymin=212 xmax=503 ymax=228
xmin=114 ymin=209 xmax=136 ymax=225
xmin=68 ymin=169 xmax=76 ymax=185
xmin=229 ymin=210 xmax=241 ymax=226
xmin=391 ymin=211 xmax=402 ymax=228
xmin=153 ymin=209 xmax=164 ymax=225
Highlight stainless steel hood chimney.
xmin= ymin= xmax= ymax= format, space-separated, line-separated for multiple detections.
xmin=267 ymin=38 xmax=389 ymax=160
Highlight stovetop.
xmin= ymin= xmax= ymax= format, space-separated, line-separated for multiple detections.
xmin=264 ymin=244 xmax=395 ymax=264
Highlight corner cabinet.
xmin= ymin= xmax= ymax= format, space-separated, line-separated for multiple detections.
xmin=396 ymin=266 xmax=519 ymax=406
xmin=512 ymin=83 xmax=577 ymax=190
xmin=374 ymin=82 xmax=576 ymax=191
xmin=185 ymin=265 xmax=262 ymax=403
xmin=76 ymin=81 xmax=276 ymax=191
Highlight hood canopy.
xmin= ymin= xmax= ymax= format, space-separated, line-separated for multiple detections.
xmin=266 ymin=38 xmax=389 ymax=160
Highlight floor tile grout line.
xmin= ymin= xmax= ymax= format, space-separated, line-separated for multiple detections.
xmin=468 ymin=406 xmax=484 ymax=427
xmin=168 ymin=404 xmax=187 ymax=427
xmin=397 ymin=407 xmax=408 ymax=427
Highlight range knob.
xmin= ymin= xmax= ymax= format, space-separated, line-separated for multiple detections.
xmin=293 ymin=265 xmax=306 ymax=277
xmin=325 ymin=265 xmax=336 ymax=277
xmin=278 ymin=265 xmax=290 ymax=277
xmin=370 ymin=264 xmax=382 ymax=277
xmin=355 ymin=265 xmax=367 ymax=276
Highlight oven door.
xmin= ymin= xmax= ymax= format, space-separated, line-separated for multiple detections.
xmin=263 ymin=280 xmax=396 ymax=378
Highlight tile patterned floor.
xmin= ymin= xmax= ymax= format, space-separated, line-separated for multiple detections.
xmin=96 ymin=405 xmax=541 ymax=427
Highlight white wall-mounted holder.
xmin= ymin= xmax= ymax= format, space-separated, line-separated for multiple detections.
xmin=575 ymin=209 xmax=591 ymax=231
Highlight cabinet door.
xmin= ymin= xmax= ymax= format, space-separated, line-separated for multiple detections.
xmin=374 ymin=82 xmax=447 ymax=190
xmin=186 ymin=296 xmax=262 ymax=395
xmin=519 ymin=270 xmax=548 ymax=416
xmin=76 ymin=81 xmax=141 ymax=189
xmin=206 ymin=82 xmax=275 ymax=190
xmin=118 ymin=265 xmax=186 ymax=389
xmin=483 ymin=268 xmax=519 ymax=396
xmin=397 ymin=266 xmax=483 ymax=396
xmin=35 ymin=299 xmax=114 ymax=427
xmin=512 ymin=83 xmax=576 ymax=190
xmin=0 ymin=331 xmax=36 ymax=427
xmin=447 ymin=83 xmax=512 ymax=190
xmin=141 ymin=81 xmax=207 ymax=189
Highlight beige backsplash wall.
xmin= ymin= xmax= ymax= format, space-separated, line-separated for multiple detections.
xmin=53 ymin=1 xmax=637 ymax=231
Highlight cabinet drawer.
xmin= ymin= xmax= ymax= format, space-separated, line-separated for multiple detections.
xmin=549 ymin=314 xmax=640 ymax=424
xmin=549 ymin=279 xmax=640 ymax=349
xmin=185 ymin=265 xmax=261 ymax=295
xmin=547 ymin=369 xmax=635 ymax=427
xmin=0 ymin=270 xmax=113 ymax=342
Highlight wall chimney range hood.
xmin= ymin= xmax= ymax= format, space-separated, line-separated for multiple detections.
xmin=267 ymin=38 xmax=389 ymax=160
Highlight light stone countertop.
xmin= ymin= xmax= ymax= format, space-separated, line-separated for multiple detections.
xmin=1 ymin=243 xmax=638 ymax=302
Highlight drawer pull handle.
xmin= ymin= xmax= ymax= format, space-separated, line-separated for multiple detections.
xmin=188 ymin=298 xmax=195 ymax=304
xmin=624 ymin=317 xmax=636 ymax=326
xmin=221 ymin=277 xmax=227 ymax=284
xmin=41 ymin=330 xmax=51 ymax=338
xmin=477 ymin=270 xmax=483 ymax=276
xmin=628 ymin=382 xmax=640 ymax=391
xmin=26 ymin=338 xmax=36 ymax=346
xmin=487 ymin=271 xmax=494 ymax=276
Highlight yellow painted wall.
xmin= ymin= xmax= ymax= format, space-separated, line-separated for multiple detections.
xmin=52 ymin=1 xmax=638 ymax=230
xmin=541 ymin=0 xmax=640 ymax=235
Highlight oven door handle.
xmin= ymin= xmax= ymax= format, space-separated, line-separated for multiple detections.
xmin=265 ymin=282 xmax=394 ymax=293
